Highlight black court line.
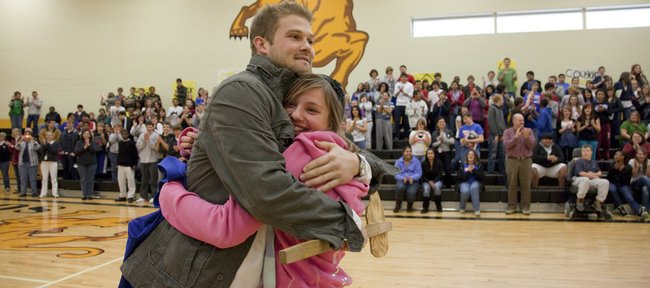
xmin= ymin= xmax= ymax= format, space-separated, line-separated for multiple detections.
xmin=4 ymin=197 xmax=645 ymax=224
xmin=0 ymin=198 xmax=158 ymax=209
xmin=386 ymin=214 xmax=648 ymax=224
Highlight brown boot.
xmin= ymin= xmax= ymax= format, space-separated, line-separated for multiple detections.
xmin=393 ymin=200 xmax=402 ymax=213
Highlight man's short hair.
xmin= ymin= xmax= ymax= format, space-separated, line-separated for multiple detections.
xmin=514 ymin=96 xmax=524 ymax=106
xmin=385 ymin=66 xmax=393 ymax=73
xmin=541 ymin=134 xmax=554 ymax=140
xmin=540 ymin=97 xmax=549 ymax=107
xmin=544 ymin=82 xmax=554 ymax=91
xmin=434 ymin=72 xmax=442 ymax=78
xmin=399 ymin=64 xmax=407 ymax=70
xmin=249 ymin=1 xmax=312 ymax=55
xmin=145 ymin=121 xmax=154 ymax=126
xmin=581 ymin=144 xmax=592 ymax=150
xmin=400 ymin=73 xmax=408 ymax=78
xmin=527 ymin=71 xmax=534 ymax=76
xmin=462 ymin=112 xmax=473 ymax=119
xmin=77 ymin=104 xmax=83 ymax=108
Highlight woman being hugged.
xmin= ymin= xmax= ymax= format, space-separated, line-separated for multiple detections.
xmin=157 ymin=74 xmax=371 ymax=288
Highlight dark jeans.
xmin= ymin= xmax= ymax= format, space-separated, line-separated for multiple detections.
xmin=395 ymin=181 xmax=419 ymax=203
xmin=12 ymin=163 xmax=21 ymax=190
xmin=19 ymin=164 xmax=38 ymax=196
xmin=487 ymin=135 xmax=505 ymax=174
xmin=96 ymin=152 xmax=106 ymax=176
xmin=77 ymin=163 xmax=97 ymax=197
xmin=0 ymin=161 xmax=10 ymax=189
xmin=26 ymin=114 xmax=40 ymax=135
xmin=630 ymin=177 xmax=650 ymax=209
xmin=394 ymin=105 xmax=409 ymax=139
xmin=609 ymin=183 xmax=642 ymax=215
xmin=437 ymin=151 xmax=453 ymax=187
xmin=62 ymin=154 xmax=79 ymax=180
xmin=140 ymin=162 xmax=158 ymax=200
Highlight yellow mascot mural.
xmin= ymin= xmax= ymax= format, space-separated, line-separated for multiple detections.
xmin=229 ymin=0 xmax=368 ymax=90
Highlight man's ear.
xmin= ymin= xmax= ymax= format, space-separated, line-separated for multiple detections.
xmin=253 ymin=36 xmax=269 ymax=56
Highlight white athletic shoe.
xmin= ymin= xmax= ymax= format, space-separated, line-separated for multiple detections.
xmin=135 ymin=198 xmax=145 ymax=203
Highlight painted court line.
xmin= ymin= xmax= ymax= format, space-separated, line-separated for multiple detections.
xmin=0 ymin=274 xmax=50 ymax=284
xmin=36 ymin=257 xmax=123 ymax=288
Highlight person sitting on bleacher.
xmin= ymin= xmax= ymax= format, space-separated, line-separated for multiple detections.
xmin=627 ymin=148 xmax=650 ymax=212
xmin=608 ymin=151 xmax=648 ymax=220
xmin=532 ymin=134 xmax=567 ymax=188
xmin=393 ymin=145 xmax=422 ymax=213
xmin=622 ymin=131 xmax=650 ymax=160
xmin=572 ymin=145 xmax=609 ymax=212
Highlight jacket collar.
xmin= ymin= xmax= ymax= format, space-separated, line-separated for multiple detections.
xmin=247 ymin=55 xmax=298 ymax=102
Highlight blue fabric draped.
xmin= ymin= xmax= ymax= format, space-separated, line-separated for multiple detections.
xmin=118 ymin=156 xmax=187 ymax=288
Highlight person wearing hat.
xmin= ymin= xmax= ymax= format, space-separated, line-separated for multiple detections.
xmin=532 ymin=133 xmax=567 ymax=188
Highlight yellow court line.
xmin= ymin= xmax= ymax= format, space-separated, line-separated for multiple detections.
xmin=0 ymin=274 xmax=50 ymax=284
xmin=35 ymin=257 xmax=123 ymax=288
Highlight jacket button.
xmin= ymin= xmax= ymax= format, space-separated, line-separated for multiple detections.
xmin=216 ymin=274 xmax=224 ymax=281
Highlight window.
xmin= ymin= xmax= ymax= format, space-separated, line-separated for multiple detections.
xmin=412 ymin=4 xmax=650 ymax=38
xmin=412 ymin=15 xmax=494 ymax=38
xmin=497 ymin=10 xmax=582 ymax=34
xmin=586 ymin=6 xmax=650 ymax=29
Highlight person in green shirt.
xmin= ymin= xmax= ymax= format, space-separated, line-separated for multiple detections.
xmin=8 ymin=91 xmax=25 ymax=129
xmin=620 ymin=111 xmax=648 ymax=146
xmin=498 ymin=57 xmax=518 ymax=97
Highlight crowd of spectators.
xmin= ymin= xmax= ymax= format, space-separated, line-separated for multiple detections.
xmin=3 ymin=79 xmax=202 ymax=203
xmin=4 ymin=62 xmax=650 ymax=221
xmin=347 ymin=61 xmax=649 ymax=220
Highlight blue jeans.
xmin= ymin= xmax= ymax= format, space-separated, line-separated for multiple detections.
xmin=354 ymin=140 xmax=366 ymax=150
xmin=631 ymin=176 xmax=650 ymax=209
xmin=459 ymin=181 xmax=481 ymax=211
xmin=77 ymin=163 xmax=97 ymax=197
xmin=96 ymin=152 xmax=106 ymax=175
xmin=26 ymin=114 xmax=40 ymax=135
xmin=577 ymin=140 xmax=598 ymax=160
xmin=395 ymin=181 xmax=419 ymax=203
xmin=109 ymin=152 xmax=118 ymax=181
xmin=487 ymin=135 xmax=505 ymax=174
xmin=0 ymin=161 xmax=10 ymax=189
xmin=609 ymin=183 xmax=642 ymax=215
xmin=19 ymin=164 xmax=38 ymax=196
xmin=422 ymin=180 xmax=443 ymax=197
xmin=10 ymin=114 xmax=23 ymax=130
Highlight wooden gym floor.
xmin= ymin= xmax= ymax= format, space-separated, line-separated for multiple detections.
xmin=1 ymin=194 xmax=649 ymax=288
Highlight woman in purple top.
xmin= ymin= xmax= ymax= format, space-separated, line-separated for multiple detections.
xmin=393 ymin=145 xmax=422 ymax=213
